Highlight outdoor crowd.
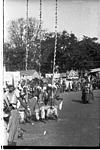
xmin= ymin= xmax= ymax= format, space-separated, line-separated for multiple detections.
xmin=3 ymin=77 xmax=63 ymax=146
xmin=3 ymin=75 xmax=94 ymax=146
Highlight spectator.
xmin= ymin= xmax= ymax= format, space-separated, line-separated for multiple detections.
xmin=3 ymin=111 xmax=9 ymax=145
xmin=7 ymin=104 xmax=20 ymax=145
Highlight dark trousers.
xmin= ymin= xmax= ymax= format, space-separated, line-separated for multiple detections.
xmin=82 ymin=90 xmax=87 ymax=103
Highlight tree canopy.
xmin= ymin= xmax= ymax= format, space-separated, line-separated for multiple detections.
xmin=4 ymin=18 xmax=100 ymax=73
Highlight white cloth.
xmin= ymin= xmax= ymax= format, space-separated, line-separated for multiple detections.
xmin=40 ymin=107 xmax=45 ymax=119
xmin=47 ymin=106 xmax=58 ymax=117
xmin=7 ymin=89 xmax=20 ymax=105
xmin=16 ymin=100 xmax=21 ymax=109
xmin=3 ymin=92 xmax=10 ymax=106
xmin=59 ymin=101 xmax=63 ymax=110
xmin=11 ymin=89 xmax=21 ymax=109
xmin=14 ymin=88 xmax=20 ymax=98
xmin=3 ymin=120 xmax=8 ymax=146
xmin=65 ymin=80 xmax=69 ymax=89
xmin=43 ymin=86 xmax=47 ymax=91
xmin=35 ymin=109 xmax=40 ymax=120
xmin=19 ymin=111 xmax=25 ymax=122
xmin=69 ymin=81 xmax=73 ymax=90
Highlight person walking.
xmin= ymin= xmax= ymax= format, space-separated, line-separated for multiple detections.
xmin=81 ymin=79 xmax=87 ymax=103
xmin=89 ymin=80 xmax=94 ymax=101
xmin=62 ymin=80 xmax=66 ymax=92
xmin=86 ymin=80 xmax=94 ymax=103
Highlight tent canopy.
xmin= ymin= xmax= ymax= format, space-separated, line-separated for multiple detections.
xmin=20 ymin=70 xmax=40 ymax=79
xmin=90 ymin=68 xmax=100 ymax=73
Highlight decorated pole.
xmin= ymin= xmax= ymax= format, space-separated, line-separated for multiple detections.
xmin=52 ymin=0 xmax=58 ymax=85
xmin=3 ymin=0 xmax=5 ymax=81
xmin=39 ymin=0 xmax=42 ymax=80
xmin=3 ymin=0 xmax=4 ymax=48
xmin=25 ymin=0 xmax=29 ymax=102
xmin=51 ymin=0 xmax=58 ymax=101
xmin=25 ymin=0 xmax=29 ymax=71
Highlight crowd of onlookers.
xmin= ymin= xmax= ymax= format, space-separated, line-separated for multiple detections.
xmin=61 ymin=76 xmax=100 ymax=92
xmin=3 ymin=75 xmax=99 ymax=146
xmin=3 ymin=77 xmax=63 ymax=146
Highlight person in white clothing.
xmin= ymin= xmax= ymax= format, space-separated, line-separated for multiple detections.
xmin=46 ymin=106 xmax=58 ymax=120
xmin=3 ymin=85 xmax=21 ymax=109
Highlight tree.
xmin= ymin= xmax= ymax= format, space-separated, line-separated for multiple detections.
xmin=41 ymin=31 xmax=100 ymax=73
xmin=4 ymin=23 xmax=100 ymax=73
xmin=78 ymin=36 xmax=100 ymax=70
xmin=4 ymin=17 xmax=45 ymax=71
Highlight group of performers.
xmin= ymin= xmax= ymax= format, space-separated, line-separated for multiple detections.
xmin=3 ymin=78 xmax=63 ymax=145
xmin=3 ymin=75 xmax=94 ymax=146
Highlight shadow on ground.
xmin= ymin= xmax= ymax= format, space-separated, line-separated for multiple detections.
xmin=72 ymin=99 xmax=83 ymax=103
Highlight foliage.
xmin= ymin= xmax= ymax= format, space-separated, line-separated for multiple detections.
xmin=3 ymin=18 xmax=100 ymax=73
xmin=4 ymin=18 xmax=44 ymax=71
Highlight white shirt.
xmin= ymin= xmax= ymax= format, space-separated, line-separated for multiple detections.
xmin=10 ymin=89 xmax=20 ymax=104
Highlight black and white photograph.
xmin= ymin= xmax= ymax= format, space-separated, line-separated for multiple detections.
xmin=2 ymin=0 xmax=100 ymax=148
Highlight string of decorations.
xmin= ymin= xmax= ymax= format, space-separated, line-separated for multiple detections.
xmin=52 ymin=0 xmax=58 ymax=84
xmin=39 ymin=0 xmax=42 ymax=77
xmin=25 ymin=0 xmax=29 ymax=102
xmin=25 ymin=0 xmax=29 ymax=71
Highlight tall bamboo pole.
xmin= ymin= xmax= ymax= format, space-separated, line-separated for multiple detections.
xmin=25 ymin=0 xmax=29 ymax=71
xmin=51 ymin=0 xmax=58 ymax=101
xmin=3 ymin=0 xmax=4 ymax=48
xmin=39 ymin=0 xmax=42 ymax=79
xmin=3 ymin=0 xmax=5 ymax=71
xmin=25 ymin=0 xmax=29 ymax=102
xmin=52 ymin=0 xmax=58 ymax=85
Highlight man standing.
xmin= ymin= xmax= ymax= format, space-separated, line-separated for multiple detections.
xmin=81 ymin=79 xmax=87 ymax=103
xmin=3 ymin=85 xmax=20 ymax=108
xmin=3 ymin=85 xmax=26 ymax=145
xmin=7 ymin=104 xmax=20 ymax=145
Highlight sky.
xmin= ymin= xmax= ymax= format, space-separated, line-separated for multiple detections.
xmin=4 ymin=0 xmax=100 ymax=42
